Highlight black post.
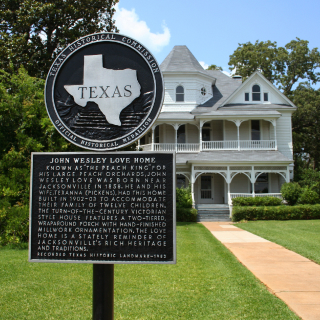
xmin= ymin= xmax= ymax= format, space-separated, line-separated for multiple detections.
xmin=92 ymin=264 xmax=114 ymax=320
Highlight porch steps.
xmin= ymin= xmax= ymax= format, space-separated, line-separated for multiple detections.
xmin=196 ymin=205 xmax=231 ymax=222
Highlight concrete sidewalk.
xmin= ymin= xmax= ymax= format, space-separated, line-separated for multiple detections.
xmin=202 ymin=222 xmax=320 ymax=320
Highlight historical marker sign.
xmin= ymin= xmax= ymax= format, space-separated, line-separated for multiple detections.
xmin=45 ymin=33 xmax=164 ymax=150
xmin=29 ymin=152 xmax=176 ymax=264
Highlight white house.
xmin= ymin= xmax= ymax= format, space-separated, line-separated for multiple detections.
xmin=138 ymin=46 xmax=296 ymax=220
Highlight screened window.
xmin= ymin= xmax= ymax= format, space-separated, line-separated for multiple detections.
xmin=176 ymin=86 xmax=184 ymax=102
xmin=254 ymin=173 xmax=268 ymax=193
xmin=177 ymin=125 xmax=186 ymax=143
xmin=245 ymin=92 xmax=249 ymax=101
xmin=251 ymin=120 xmax=260 ymax=140
xmin=252 ymin=85 xmax=261 ymax=101
xmin=264 ymin=92 xmax=269 ymax=101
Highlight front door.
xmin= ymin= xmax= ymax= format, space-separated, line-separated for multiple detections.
xmin=200 ymin=175 xmax=213 ymax=203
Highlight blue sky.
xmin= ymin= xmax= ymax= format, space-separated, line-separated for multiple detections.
xmin=115 ymin=0 xmax=320 ymax=76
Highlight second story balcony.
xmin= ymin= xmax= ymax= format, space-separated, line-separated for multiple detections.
xmin=140 ymin=139 xmax=276 ymax=153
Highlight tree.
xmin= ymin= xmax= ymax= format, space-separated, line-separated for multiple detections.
xmin=0 ymin=0 xmax=119 ymax=77
xmin=228 ymin=38 xmax=320 ymax=96
xmin=291 ymin=83 xmax=320 ymax=170
xmin=207 ymin=64 xmax=223 ymax=71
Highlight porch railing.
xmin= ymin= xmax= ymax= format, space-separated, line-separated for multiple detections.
xmin=139 ymin=140 xmax=276 ymax=152
xmin=229 ymin=193 xmax=282 ymax=200
xmin=202 ymin=140 xmax=276 ymax=151
xmin=228 ymin=193 xmax=282 ymax=217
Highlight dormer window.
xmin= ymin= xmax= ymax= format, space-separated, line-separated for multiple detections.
xmin=252 ymin=85 xmax=261 ymax=101
xmin=176 ymin=85 xmax=184 ymax=102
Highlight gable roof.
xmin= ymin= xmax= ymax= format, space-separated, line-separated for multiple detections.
xmin=160 ymin=45 xmax=209 ymax=76
xmin=220 ymin=71 xmax=296 ymax=109
xmin=191 ymin=70 xmax=242 ymax=113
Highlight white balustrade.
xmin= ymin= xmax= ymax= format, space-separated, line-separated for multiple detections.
xmin=230 ymin=193 xmax=282 ymax=199
xmin=202 ymin=140 xmax=276 ymax=151
xmin=140 ymin=140 xmax=276 ymax=152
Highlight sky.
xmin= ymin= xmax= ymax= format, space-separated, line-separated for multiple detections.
xmin=114 ymin=0 xmax=320 ymax=77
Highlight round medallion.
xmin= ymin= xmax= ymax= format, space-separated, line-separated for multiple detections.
xmin=45 ymin=33 xmax=164 ymax=151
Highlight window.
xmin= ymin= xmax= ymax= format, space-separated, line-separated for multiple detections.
xmin=254 ymin=173 xmax=268 ymax=193
xmin=202 ymin=122 xmax=211 ymax=141
xmin=155 ymin=126 xmax=160 ymax=143
xmin=177 ymin=174 xmax=187 ymax=188
xmin=251 ymin=120 xmax=260 ymax=140
xmin=264 ymin=92 xmax=269 ymax=101
xmin=177 ymin=125 xmax=186 ymax=143
xmin=201 ymin=87 xmax=206 ymax=96
xmin=176 ymin=85 xmax=184 ymax=102
xmin=252 ymin=85 xmax=261 ymax=101
xmin=245 ymin=92 xmax=249 ymax=101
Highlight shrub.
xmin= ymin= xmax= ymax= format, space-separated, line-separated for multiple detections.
xmin=0 ymin=202 xmax=29 ymax=247
xmin=176 ymin=187 xmax=192 ymax=209
xmin=232 ymin=196 xmax=282 ymax=207
xmin=232 ymin=204 xmax=320 ymax=222
xmin=176 ymin=208 xmax=198 ymax=222
xmin=280 ymin=182 xmax=302 ymax=205
xmin=297 ymin=187 xmax=320 ymax=204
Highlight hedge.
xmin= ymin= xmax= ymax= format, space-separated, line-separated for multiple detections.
xmin=176 ymin=208 xmax=198 ymax=222
xmin=232 ymin=204 xmax=320 ymax=222
xmin=232 ymin=196 xmax=282 ymax=207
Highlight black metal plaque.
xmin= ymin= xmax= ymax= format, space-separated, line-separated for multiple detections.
xmin=29 ymin=152 xmax=176 ymax=264
xmin=45 ymin=33 xmax=164 ymax=150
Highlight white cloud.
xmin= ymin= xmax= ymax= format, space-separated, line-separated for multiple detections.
xmin=114 ymin=4 xmax=170 ymax=53
xmin=199 ymin=61 xmax=209 ymax=70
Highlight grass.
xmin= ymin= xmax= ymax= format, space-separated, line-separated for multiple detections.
xmin=0 ymin=223 xmax=299 ymax=319
xmin=236 ymin=219 xmax=320 ymax=265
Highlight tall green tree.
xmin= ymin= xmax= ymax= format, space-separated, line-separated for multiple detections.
xmin=291 ymin=83 xmax=320 ymax=170
xmin=0 ymin=0 xmax=119 ymax=77
xmin=228 ymin=38 xmax=320 ymax=96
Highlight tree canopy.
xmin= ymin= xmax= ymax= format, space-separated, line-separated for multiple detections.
xmin=228 ymin=38 xmax=320 ymax=96
xmin=207 ymin=64 xmax=223 ymax=71
xmin=0 ymin=0 xmax=119 ymax=77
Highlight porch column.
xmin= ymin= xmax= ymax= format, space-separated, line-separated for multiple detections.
xmin=235 ymin=120 xmax=241 ymax=151
xmin=199 ymin=120 xmax=204 ymax=151
xmin=251 ymin=166 xmax=255 ymax=197
xmin=173 ymin=123 xmax=179 ymax=152
xmin=274 ymin=121 xmax=278 ymax=151
xmin=286 ymin=166 xmax=290 ymax=183
xmin=191 ymin=166 xmax=195 ymax=208
xmin=151 ymin=126 xmax=155 ymax=151
xmin=227 ymin=166 xmax=231 ymax=204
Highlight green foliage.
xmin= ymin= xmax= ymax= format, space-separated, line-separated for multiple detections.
xmin=280 ymin=182 xmax=302 ymax=205
xmin=176 ymin=187 xmax=197 ymax=221
xmin=0 ymin=0 xmax=119 ymax=77
xmin=0 ymin=202 xmax=29 ymax=246
xmin=232 ymin=204 xmax=320 ymax=222
xmin=207 ymin=64 xmax=223 ymax=71
xmin=176 ymin=187 xmax=192 ymax=209
xmin=291 ymin=84 xmax=320 ymax=169
xmin=232 ymin=196 xmax=282 ymax=207
xmin=297 ymin=187 xmax=320 ymax=205
xmin=176 ymin=208 xmax=197 ymax=222
xmin=0 ymin=68 xmax=80 ymax=246
xmin=228 ymin=38 xmax=320 ymax=96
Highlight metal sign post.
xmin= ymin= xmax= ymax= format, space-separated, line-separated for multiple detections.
xmin=93 ymin=264 xmax=114 ymax=320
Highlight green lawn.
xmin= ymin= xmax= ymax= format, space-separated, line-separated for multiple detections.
xmin=236 ymin=220 xmax=320 ymax=264
xmin=0 ymin=223 xmax=299 ymax=319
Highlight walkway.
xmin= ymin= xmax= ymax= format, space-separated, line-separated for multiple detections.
xmin=201 ymin=222 xmax=320 ymax=320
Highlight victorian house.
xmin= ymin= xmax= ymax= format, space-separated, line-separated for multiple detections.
xmin=138 ymin=46 xmax=295 ymax=220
